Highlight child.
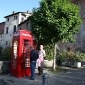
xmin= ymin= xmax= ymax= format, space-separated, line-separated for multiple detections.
xmin=37 ymin=54 xmax=43 ymax=75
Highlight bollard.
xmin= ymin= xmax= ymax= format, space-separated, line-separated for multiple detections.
xmin=42 ymin=73 xmax=49 ymax=85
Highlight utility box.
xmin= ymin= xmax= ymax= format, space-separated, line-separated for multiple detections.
xmin=10 ymin=30 xmax=36 ymax=78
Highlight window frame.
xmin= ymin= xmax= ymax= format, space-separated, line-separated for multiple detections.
xmin=13 ymin=25 xmax=16 ymax=33
xmin=14 ymin=16 xmax=17 ymax=20
xmin=6 ymin=41 xmax=8 ymax=45
xmin=7 ymin=18 xmax=9 ymax=22
xmin=6 ymin=27 xmax=9 ymax=34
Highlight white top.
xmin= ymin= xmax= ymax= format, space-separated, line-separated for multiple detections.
xmin=38 ymin=49 xmax=46 ymax=57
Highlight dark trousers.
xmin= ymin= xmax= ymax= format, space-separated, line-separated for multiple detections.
xmin=38 ymin=67 xmax=41 ymax=75
xmin=30 ymin=61 xmax=36 ymax=79
xmin=38 ymin=62 xmax=43 ymax=75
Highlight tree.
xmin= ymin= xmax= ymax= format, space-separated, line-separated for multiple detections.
xmin=29 ymin=0 xmax=81 ymax=71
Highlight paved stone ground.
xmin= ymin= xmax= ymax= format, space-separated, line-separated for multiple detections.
xmin=0 ymin=79 xmax=7 ymax=85
xmin=0 ymin=67 xmax=85 ymax=85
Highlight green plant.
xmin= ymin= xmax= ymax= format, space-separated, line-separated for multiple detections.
xmin=2 ymin=46 xmax=12 ymax=60
xmin=56 ymin=50 xmax=67 ymax=65
xmin=44 ymin=44 xmax=54 ymax=60
xmin=56 ymin=50 xmax=85 ymax=63
xmin=56 ymin=51 xmax=67 ymax=62
xmin=72 ymin=51 xmax=85 ymax=62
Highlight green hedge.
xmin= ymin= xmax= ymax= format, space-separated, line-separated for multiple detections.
xmin=1 ymin=46 xmax=12 ymax=60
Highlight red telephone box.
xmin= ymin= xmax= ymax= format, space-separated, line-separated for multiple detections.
xmin=10 ymin=30 xmax=36 ymax=78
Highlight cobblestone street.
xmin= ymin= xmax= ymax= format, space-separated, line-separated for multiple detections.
xmin=0 ymin=67 xmax=85 ymax=85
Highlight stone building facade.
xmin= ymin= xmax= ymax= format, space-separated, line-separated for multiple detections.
xmin=0 ymin=22 xmax=5 ymax=47
xmin=0 ymin=11 xmax=32 ymax=48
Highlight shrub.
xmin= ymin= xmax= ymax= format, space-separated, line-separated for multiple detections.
xmin=72 ymin=51 xmax=85 ymax=62
xmin=56 ymin=50 xmax=85 ymax=65
xmin=2 ymin=46 xmax=12 ymax=60
xmin=56 ymin=50 xmax=67 ymax=65
xmin=44 ymin=44 xmax=54 ymax=60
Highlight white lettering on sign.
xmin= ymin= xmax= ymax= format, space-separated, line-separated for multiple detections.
xmin=22 ymin=33 xmax=31 ymax=37
xmin=13 ymin=32 xmax=20 ymax=36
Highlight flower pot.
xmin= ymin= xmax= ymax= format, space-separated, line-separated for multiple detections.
xmin=74 ymin=62 xmax=81 ymax=68
xmin=44 ymin=60 xmax=53 ymax=68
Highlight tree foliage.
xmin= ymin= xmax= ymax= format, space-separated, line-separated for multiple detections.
xmin=29 ymin=0 xmax=81 ymax=44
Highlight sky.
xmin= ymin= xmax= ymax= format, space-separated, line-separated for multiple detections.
xmin=0 ymin=0 xmax=41 ymax=22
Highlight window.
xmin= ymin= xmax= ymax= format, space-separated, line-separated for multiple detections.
xmin=6 ymin=41 xmax=8 ymax=45
xmin=21 ymin=17 xmax=24 ymax=22
xmin=13 ymin=25 xmax=16 ymax=33
xmin=6 ymin=27 xmax=9 ymax=34
xmin=14 ymin=16 xmax=16 ymax=20
xmin=14 ymin=16 xmax=17 ymax=20
xmin=16 ymin=16 xmax=17 ymax=19
xmin=7 ymin=18 xmax=9 ymax=22
xmin=26 ymin=23 xmax=29 ymax=30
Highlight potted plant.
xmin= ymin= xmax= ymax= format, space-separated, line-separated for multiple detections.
xmin=43 ymin=44 xmax=54 ymax=68
xmin=73 ymin=51 xmax=85 ymax=68
xmin=56 ymin=51 xmax=67 ymax=66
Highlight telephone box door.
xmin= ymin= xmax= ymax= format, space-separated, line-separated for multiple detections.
xmin=22 ymin=39 xmax=31 ymax=76
xmin=10 ymin=38 xmax=19 ymax=77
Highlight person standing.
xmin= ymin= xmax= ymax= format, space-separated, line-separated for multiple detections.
xmin=38 ymin=45 xmax=46 ymax=75
xmin=37 ymin=54 xmax=43 ymax=75
xmin=30 ymin=46 xmax=39 ymax=80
